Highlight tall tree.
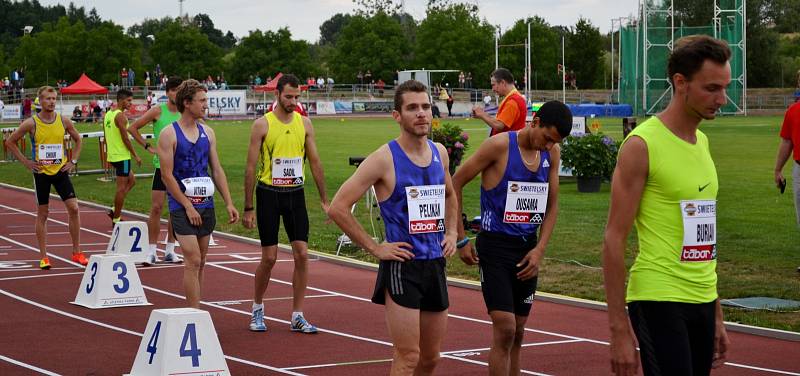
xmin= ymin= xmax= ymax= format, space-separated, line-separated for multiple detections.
xmin=227 ymin=28 xmax=314 ymax=84
xmin=566 ymin=18 xmax=603 ymax=89
xmin=10 ymin=17 xmax=142 ymax=87
xmin=414 ymin=2 xmax=494 ymax=88
xmin=329 ymin=12 xmax=410 ymax=83
xmin=319 ymin=13 xmax=352 ymax=46
xmin=192 ymin=13 xmax=236 ymax=50
xmin=149 ymin=22 xmax=223 ymax=80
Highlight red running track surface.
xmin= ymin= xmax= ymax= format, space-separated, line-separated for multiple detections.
xmin=0 ymin=185 xmax=798 ymax=375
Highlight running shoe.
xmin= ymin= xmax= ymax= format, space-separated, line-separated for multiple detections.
xmin=163 ymin=252 xmax=182 ymax=263
xmin=290 ymin=314 xmax=318 ymax=334
xmin=71 ymin=251 xmax=89 ymax=266
xmin=142 ymin=252 xmax=158 ymax=266
xmin=249 ymin=308 xmax=267 ymax=332
xmin=39 ymin=257 xmax=51 ymax=270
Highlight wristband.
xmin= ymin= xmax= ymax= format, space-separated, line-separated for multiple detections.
xmin=456 ymin=237 xmax=470 ymax=248
xmin=243 ymin=206 xmax=254 ymax=212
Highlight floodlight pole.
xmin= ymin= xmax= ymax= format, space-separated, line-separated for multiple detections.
xmin=561 ymin=34 xmax=566 ymax=103
xmin=526 ymin=20 xmax=531 ymax=102
xmin=495 ymin=26 xmax=500 ymax=70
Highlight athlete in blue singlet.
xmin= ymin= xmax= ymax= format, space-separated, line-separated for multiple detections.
xmin=329 ymin=80 xmax=459 ymax=375
xmin=157 ymin=79 xmax=238 ymax=308
xmin=453 ymin=101 xmax=573 ymax=375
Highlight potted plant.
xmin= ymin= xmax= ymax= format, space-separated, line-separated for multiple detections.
xmin=429 ymin=122 xmax=470 ymax=174
xmin=559 ymin=132 xmax=620 ymax=192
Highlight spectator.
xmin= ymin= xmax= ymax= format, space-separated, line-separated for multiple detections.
xmin=357 ymin=70 xmax=364 ymax=89
xmin=155 ymin=63 xmax=161 ymax=78
xmin=92 ymin=102 xmax=102 ymax=122
xmin=459 ymin=71 xmax=465 ymax=88
xmin=365 ymin=70 xmax=372 ymax=92
xmin=128 ymin=68 xmax=135 ymax=88
xmin=327 ymin=76 xmax=334 ymax=92
xmin=317 ymin=76 xmax=324 ymax=90
xmin=254 ymin=74 xmax=262 ymax=86
xmin=431 ymin=100 xmax=441 ymax=118
xmin=376 ymin=79 xmax=385 ymax=97
xmin=466 ymin=72 xmax=473 ymax=89
xmin=144 ymin=71 xmax=151 ymax=87
xmin=121 ymin=68 xmax=128 ymax=88
xmin=71 ymin=106 xmax=83 ymax=122
xmin=568 ymin=70 xmax=577 ymax=90
xmin=446 ymin=88 xmax=454 ymax=117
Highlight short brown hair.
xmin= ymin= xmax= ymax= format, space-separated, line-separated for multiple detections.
xmin=175 ymin=79 xmax=207 ymax=113
xmin=668 ymin=35 xmax=731 ymax=84
xmin=37 ymin=86 xmax=56 ymax=98
xmin=491 ymin=68 xmax=515 ymax=85
xmin=394 ymin=80 xmax=429 ymax=111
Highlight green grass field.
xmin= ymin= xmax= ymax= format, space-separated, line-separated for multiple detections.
xmin=1 ymin=115 xmax=798 ymax=332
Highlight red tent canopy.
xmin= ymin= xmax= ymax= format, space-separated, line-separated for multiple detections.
xmin=60 ymin=73 xmax=109 ymax=95
xmin=253 ymin=73 xmax=308 ymax=92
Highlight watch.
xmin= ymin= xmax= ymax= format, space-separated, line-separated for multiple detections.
xmin=71 ymin=159 xmax=78 ymax=165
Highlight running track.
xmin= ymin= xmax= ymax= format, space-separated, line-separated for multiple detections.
xmin=0 ymin=184 xmax=798 ymax=375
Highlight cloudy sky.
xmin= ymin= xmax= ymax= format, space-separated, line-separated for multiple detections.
xmin=39 ymin=0 xmax=640 ymax=42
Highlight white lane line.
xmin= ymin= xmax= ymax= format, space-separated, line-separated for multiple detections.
xmin=208 ymin=294 xmax=337 ymax=306
xmin=0 ymin=354 xmax=61 ymax=375
xmin=0 ymin=271 xmax=86 ymax=281
xmin=724 ymin=363 xmax=800 ymax=376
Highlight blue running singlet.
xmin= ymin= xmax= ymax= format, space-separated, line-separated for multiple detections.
xmin=379 ymin=140 xmax=446 ymax=260
xmin=167 ymin=122 xmax=215 ymax=212
xmin=480 ymin=131 xmax=551 ymax=237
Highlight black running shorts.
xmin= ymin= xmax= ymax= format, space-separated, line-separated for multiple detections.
xmin=170 ymin=207 xmax=216 ymax=238
xmin=33 ymin=171 xmax=76 ymax=205
xmin=109 ymin=160 xmax=132 ymax=177
xmin=151 ymin=168 xmax=167 ymax=191
xmin=628 ymin=300 xmax=716 ymax=376
xmin=476 ymin=231 xmax=539 ymax=316
xmin=255 ymin=183 xmax=309 ymax=246
xmin=371 ymin=258 xmax=449 ymax=312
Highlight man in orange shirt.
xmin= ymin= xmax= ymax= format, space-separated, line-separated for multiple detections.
xmin=774 ymin=101 xmax=800 ymax=272
xmin=472 ymin=68 xmax=528 ymax=137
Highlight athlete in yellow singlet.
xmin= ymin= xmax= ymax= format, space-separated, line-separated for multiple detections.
xmin=104 ymin=88 xmax=142 ymax=224
xmin=242 ymin=74 xmax=329 ymax=333
xmin=3 ymin=86 xmax=89 ymax=269
xmin=603 ymin=36 xmax=732 ymax=376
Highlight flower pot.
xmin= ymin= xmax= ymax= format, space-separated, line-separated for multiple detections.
xmin=576 ymin=176 xmax=602 ymax=193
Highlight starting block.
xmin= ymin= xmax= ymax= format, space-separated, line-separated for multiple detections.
xmin=71 ymin=254 xmax=150 ymax=309
xmin=127 ymin=308 xmax=230 ymax=376
xmin=108 ymin=221 xmax=149 ymax=264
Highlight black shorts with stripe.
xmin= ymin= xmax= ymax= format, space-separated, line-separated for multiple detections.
xmin=371 ymin=258 xmax=449 ymax=312
xmin=476 ymin=231 xmax=539 ymax=316
xmin=109 ymin=160 xmax=132 ymax=177
xmin=33 ymin=171 xmax=76 ymax=205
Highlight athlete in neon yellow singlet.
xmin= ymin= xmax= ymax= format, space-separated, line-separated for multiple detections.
xmin=104 ymin=89 xmax=141 ymax=225
xmin=3 ymin=86 xmax=89 ymax=268
xmin=129 ymin=77 xmax=184 ymax=265
xmin=603 ymin=35 xmax=732 ymax=376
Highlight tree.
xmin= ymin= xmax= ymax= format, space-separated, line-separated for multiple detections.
xmin=319 ymin=13 xmax=352 ymax=46
xmin=192 ymin=13 xmax=236 ymax=50
xmin=566 ymin=18 xmax=603 ymax=89
xmin=329 ymin=12 xmax=410 ymax=83
xmin=227 ymin=28 xmax=314 ymax=84
xmin=10 ymin=17 xmax=142 ymax=87
xmin=149 ymin=22 xmax=223 ymax=81
xmin=352 ymin=0 xmax=401 ymax=16
xmin=498 ymin=17 xmax=561 ymax=91
xmin=414 ymin=2 xmax=494 ymax=88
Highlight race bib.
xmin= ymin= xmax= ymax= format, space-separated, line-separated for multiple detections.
xmin=406 ymin=185 xmax=445 ymax=234
xmin=37 ymin=144 xmax=63 ymax=165
xmin=182 ymin=177 xmax=215 ymax=204
xmin=680 ymin=200 xmax=716 ymax=262
xmin=503 ymin=181 xmax=548 ymax=224
xmin=272 ymin=157 xmax=304 ymax=186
